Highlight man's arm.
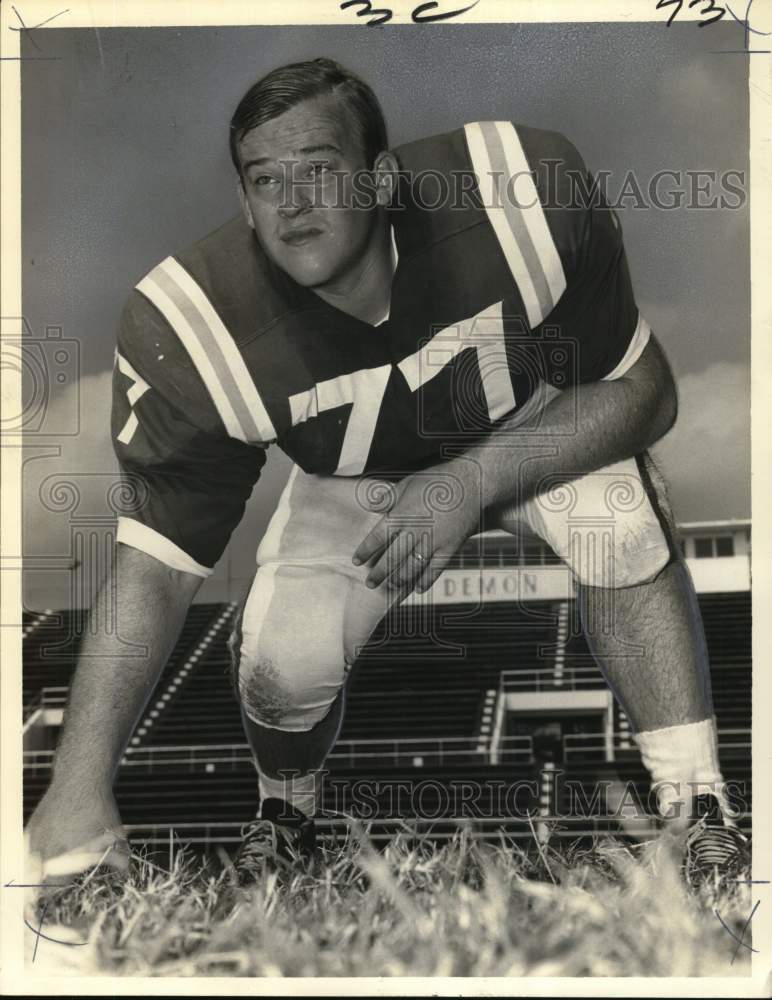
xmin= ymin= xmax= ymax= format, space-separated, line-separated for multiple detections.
xmin=25 ymin=281 xmax=267 ymax=878
xmin=466 ymin=332 xmax=677 ymax=511
xmin=353 ymin=333 xmax=677 ymax=593
xmin=25 ymin=543 xmax=203 ymax=875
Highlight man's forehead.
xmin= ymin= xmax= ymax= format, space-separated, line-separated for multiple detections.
xmin=238 ymin=97 xmax=353 ymax=162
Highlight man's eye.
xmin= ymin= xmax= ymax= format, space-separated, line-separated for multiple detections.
xmin=310 ymin=162 xmax=331 ymax=176
xmin=253 ymin=175 xmax=277 ymax=187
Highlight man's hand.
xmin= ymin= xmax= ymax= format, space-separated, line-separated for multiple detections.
xmin=23 ymin=544 xmax=201 ymax=889
xmin=352 ymin=459 xmax=484 ymax=594
xmin=351 ymin=334 xmax=678 ymax=597
xmin=25 ymin=784 xmax=129 ymax=885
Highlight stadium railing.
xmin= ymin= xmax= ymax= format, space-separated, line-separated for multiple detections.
xmin=32 ymin=685 xmax=68 ymax=708
xmin=23 ymin=726 xmax=750 ymax=775
xmin=499 ymin=666 xmax=605 ymax=692
xmin=562 ymin=727 xmax=751 ymax=759
xmin=22 ymin=734 xmax=537 ymax=773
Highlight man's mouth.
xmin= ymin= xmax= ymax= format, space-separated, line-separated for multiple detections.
xmin=281 ymin=226 xmax=324 ymax=247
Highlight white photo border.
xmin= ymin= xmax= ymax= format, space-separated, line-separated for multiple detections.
xmin=1 ymin=0 xmax=770 ymax=995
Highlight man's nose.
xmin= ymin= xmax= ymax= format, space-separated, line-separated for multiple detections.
xmin=278 ymin=181 xmax=313 ymax=219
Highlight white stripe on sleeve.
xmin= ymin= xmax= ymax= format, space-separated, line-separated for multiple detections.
xmin=117 ymin=517 xmax=213 ymax=578
xmin=602 ymin=314 xmax=652 ymax=380
xmin=493 ymin=121 xmax=566 ymax=308
xmin=464 ymin=122 xmax=543 ymax=329
xmin=137 ymin=266 xmax=247 ymax=442
xmin=157 ymin=258 xmax=276 ymax=442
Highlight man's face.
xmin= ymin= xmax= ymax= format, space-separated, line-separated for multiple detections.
xmin=236 ymin=95 xmax=379 ymax=291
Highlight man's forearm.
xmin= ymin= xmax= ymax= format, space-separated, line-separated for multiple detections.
xmin=52 ymin=543 xmax=202 ymax=792
xmin=456 ymin=336 xmax=678 ymax=511
xmin=352 ymin=336 xmax=678 ymax=593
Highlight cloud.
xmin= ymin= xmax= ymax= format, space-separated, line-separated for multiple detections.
xmin=23 ymin=370 xmax=117 ymax=609
xmin=23 ymin=369 xmax=117 ymax=546
xmin=22 ymin=368 xmax=294 ymax=609
xmin=652 ymin=361 xmax=750 ymax=523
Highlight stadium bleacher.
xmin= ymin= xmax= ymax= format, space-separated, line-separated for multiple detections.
xmin=21 ymin=608 xmax=84 ymax=710
xmin=22 ymin=578 xmax=753 ymax=848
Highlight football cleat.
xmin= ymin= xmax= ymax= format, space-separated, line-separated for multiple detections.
xmin=233 ymin=797 xmax=317 ymax=886
xmin=683 ymin=793 xmax=750 ymax=887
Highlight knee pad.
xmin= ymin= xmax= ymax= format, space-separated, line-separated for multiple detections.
xmin=516 ymin=454 xmax=675 ymax=589
xmin=230 ymin=563 xmax=355 ymax=733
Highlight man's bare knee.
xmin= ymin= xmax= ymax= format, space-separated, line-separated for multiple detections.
xmin=239 ymin=655 xmax=297 ymax=729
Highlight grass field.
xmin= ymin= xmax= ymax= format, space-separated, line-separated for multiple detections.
xmin=24 ymin=823 xmax=753 ymax=978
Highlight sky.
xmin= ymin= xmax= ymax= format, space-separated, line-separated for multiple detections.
xmin=20 ymin=21 xmax=751 ymax=606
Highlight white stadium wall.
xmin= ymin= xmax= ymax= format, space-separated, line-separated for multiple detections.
xmin=22 ymin=518 xmax=750 ymax=610
xmin=403 ymin=553 xmax=750 ymax=607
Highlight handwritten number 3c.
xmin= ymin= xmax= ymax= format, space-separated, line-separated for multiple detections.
xmin=340 ymin=1 xmax=480 ymax=25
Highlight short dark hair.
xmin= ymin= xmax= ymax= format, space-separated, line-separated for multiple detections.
xmin=229 ymin=58 xmax=388 ymax=175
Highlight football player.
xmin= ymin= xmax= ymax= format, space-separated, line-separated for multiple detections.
xmin=25 ymin=58 xmax=746 ymax=885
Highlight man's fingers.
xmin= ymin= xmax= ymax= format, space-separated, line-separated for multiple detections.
xmin=365 ymin=531 xmax=410 ymax=589
xmin=352 ymin=516 xmax=389 ymax=567
xmin=352 ymin=477 xmax=404 ymax=568
xmin=25 ymin=829 xmax=130 ymax=883
xmin=365 ymin=529 xmax=430 ymax=590
xmin=386 ymin=547 xmax=427 ymax=592
xmin=416 ymin=546 xmax=456 ymax=594
xmin=43 ymin=835 xmax=130 ymax=879
xmin=24 ymin=829 xmax=130 ymax=921
xmin=371 ymin=531 xmax=433 ymax=592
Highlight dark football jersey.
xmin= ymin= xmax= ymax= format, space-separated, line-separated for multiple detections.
xmin=112 ymin=120 xmax=650 ymax=575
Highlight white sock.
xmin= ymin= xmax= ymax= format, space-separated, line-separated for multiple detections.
xmin=258 ymin=769 xmax=321 ymax=819
xmin=633 ymin=715 xmax=729 ymax=821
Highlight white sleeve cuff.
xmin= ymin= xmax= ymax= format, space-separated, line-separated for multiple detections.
xmin=116 ymin=518 xmax=213 ymax=578
xmin=602 ymin=313 xmax=652 ymax=381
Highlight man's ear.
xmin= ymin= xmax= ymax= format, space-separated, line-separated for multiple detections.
xmin=373 ymin=151 xmax=400 ymax=208
xmin=237 ymin=179 xmax=255 ymax=230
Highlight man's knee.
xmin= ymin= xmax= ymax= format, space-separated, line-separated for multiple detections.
xmin=561 ymin=454 xmax=677 ymax=589
xmin=230 ymin=623 xmax=346 ymax=733
xmin=228 ymin=553 xmax=389 ymax=733
xmin=569 ymin=517 xmax=673 ymax=590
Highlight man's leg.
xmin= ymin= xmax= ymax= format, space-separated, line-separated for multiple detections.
xmin=500 ymin=452 xmax=728 ymax=822
xmin=229 ymin=467 xmax=396 ymax=819
xmin=577 ymin=555 xmax=713 ymax=732
xmin=229 ymin=563 xmax=358 ymax=819
xmin=238 ymin=687 xmax=346 ymax=815
xmin=237 ymin=692 xmax=348 ymax=820
xmin=575 ymin=452 xmax=725 ymax=821
xmin=577 ymin=555 xmax=728 ymax=823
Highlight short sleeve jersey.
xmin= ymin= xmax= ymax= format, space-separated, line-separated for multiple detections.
xmin=112 ymin=120 xmax=649 ymax=576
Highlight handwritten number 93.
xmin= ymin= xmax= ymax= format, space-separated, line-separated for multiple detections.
xmin=340 ymin=0 xmax=480 ymax=25
xmin=656 ymin=0 xmax=727 ymax=27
